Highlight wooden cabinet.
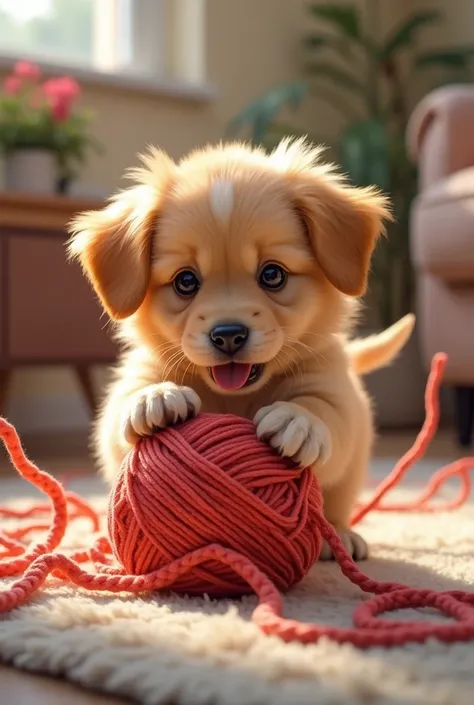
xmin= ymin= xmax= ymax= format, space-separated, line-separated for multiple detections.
xmin=0 ymin=193 xmax=117 ymax=414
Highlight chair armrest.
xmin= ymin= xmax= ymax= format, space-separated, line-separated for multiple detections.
xmin=407 ymin=85 xmax=474 ymax=191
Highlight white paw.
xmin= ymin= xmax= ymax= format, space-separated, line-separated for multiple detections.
xmin=319 ymin=529 xmax=368 ymax=561
xmin=254 ymin=402 xmax=331 ymax=468
xmin=122 ymin=383 xmax=201 ymax=444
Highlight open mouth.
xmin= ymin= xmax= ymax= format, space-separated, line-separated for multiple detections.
xmin=209 ymin=363 xmax=264 ymax=391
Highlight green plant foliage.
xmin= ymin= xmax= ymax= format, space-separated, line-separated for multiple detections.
xmin=379 ymin=11 xmax=441 ymax=61
xmin=0 ymin=93 xmax=57 ymax=151
xmin=0 ymin=63 xmax=102 ymax=183
xmin=304 ymin=61 xmax=366 ymax=94
xmin=415 ymin=45 xmax=474 ymax=70
xmin=228 ymin=3 xmax=474 ymax=327
xmin=340 ymin=119 xmax=390 ymax=192
xmin=304 ymin=33 xmax=349 ymax=55
xmin=227 ymin=82 xmax=308 ymax=144
xmin=53 ymin=111 xmax=104 ymax=181
xmin=308 ymin=4 xmax=361 ymax=41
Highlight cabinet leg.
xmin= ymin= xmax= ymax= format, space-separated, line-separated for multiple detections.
xmin=0 ymin=370 xmax=12 ymax=416
xmin=454 ymin=385 xmax=474 ymax=447
xmin=75 ymin=365 xmax=98 ymax=417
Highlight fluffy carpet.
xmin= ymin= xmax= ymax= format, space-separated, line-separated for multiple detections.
xmin=0 ymin=458 xmax=473 ymax=705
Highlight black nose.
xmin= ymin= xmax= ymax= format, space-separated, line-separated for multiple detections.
xmin=209 ymin=323 xmax=249 ymax=355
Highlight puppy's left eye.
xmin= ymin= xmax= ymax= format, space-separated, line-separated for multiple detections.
xmin=173 ymin=270 xmax=200 ymax=297
xmin=258 ymin=263 xmax=287 ymax=291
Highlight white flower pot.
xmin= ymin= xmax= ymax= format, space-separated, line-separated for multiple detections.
xmin=3 ymin=149 xmax=57 ymax=195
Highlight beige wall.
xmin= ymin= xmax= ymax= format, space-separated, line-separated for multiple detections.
xmin=408 ymin=0 xmax=474 ymax=47
xmin=398 ymin=0 xmax=474 ymax=110
xmin=2 ymin=0 xmax=470 ymax=432
xmin=66 ymin=0 xmax=311 ymax=192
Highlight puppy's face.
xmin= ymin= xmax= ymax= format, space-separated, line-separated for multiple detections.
xmin=69 ymin=140 xmax=390 ymax=394
xmin=142 ymin=173 xmax=336 ymax=394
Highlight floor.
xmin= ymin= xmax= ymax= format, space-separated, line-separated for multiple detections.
xmin=0 ymin=425 xmax=464 ymax=704
xmin=0 ymin=667 xmax=128 ymax=705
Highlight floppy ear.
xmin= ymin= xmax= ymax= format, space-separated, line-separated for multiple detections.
xmin=289 ymin=172 xmax=391 ymax=297
xmin=68 ymin=150 xmax=174 ymax=320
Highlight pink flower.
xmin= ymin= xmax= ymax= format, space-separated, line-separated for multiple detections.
xmin=13 ymin=60 xmax=41 ymax=81
xmin=42 ymin=76 xmax=81 ymax=122
xmin=3 ymin=75 xmax=22 ymax=94
xmin=43 ymin=76 xmax=81 ymax=101
xmin=50 ymin=97 xmax=71 ymax=122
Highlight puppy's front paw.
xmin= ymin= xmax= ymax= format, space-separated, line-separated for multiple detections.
xmin=254 ymin=402 xmax=331 ymax=467
xmin=319 ymin=529 xmax=368 ymax=561
xmin=122 ymin=383 xmax=201 ymax=444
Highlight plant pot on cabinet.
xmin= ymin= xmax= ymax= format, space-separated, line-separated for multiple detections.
xmin=3 ymin=148 xmax=57 ymax=194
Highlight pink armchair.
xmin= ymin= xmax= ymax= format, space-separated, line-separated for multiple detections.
xmin=407 ymin=85 xmax=474 ymax=447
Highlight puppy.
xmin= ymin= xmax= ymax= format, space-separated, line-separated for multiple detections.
xmin=68 ymin=138 xmax=412 ymax=560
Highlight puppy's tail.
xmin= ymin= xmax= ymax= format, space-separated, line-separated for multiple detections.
xmin=348 ymin=313 xmax=416 ymax=375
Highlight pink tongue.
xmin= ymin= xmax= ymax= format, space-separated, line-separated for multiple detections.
xmin=212 ymin=363 xmax=252 ymax=390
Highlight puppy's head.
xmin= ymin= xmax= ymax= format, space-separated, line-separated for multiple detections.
xmin=68 ymin=138 xmax=390 ymax=394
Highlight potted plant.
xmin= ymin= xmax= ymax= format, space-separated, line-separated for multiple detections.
xmin=0 ymin=60 xmax=102 ymax=195
xmin=228 ymin=3 xmax=474 ymax=427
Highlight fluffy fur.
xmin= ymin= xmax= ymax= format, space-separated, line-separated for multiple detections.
xmin=68 ymin=138 xmax=413 ymax=559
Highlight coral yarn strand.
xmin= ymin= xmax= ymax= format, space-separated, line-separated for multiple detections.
xmin=0 ymin=418 xmax=82 ymax=575
xmin=254 ymin=513 xmax=474 ymax=647
xmin=3 ymin=353 xmax=474 ymax=648
xmin=365 ymin=459 xmax=473 ymax=513
xmin=0 ymin=532 xmax=24 ymax=557
xmin=2 ymin=524 xmax=474 ymax=648
xmin=350 ymin=353 xmax=474 ymax=525
xmin=0 ymin=544 xmax=280 ymax=614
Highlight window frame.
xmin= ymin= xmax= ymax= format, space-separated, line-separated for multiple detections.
xmin=0 ymin=0 xmax=214 ymax=102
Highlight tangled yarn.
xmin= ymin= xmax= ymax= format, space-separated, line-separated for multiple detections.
xmin=110 ymin=416 xmax=321 ymax=597
xmin=1 ymin=352 xmax=474 ymax=649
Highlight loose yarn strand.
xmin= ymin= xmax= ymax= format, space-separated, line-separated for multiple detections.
xmin=2 ymin=353 xmax=474 ymax=648
xmin=351 ymin=353 xmax=474 ymax=525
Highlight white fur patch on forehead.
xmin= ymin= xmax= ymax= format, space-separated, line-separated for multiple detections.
xmin=209 ymin=179 xmax=234 ymax=225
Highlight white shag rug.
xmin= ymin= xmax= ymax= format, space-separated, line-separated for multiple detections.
xmin=0 ymin=458 xmax=473 ymax=705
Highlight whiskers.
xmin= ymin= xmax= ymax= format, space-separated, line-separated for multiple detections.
xmin=160 ymin=350 xmax=198 ymax=384
xmin=272 ymin=328 xmax=329 ymax=387
xmin=147 ymin=337 xmax=193 ymax=382
xmin=149 ymin=337 xmax=182 ymax=358
xmin=273 ymin=349 xmax=303 ymax=387
xmin=180 ymin=360 xmax=197 ymax=386
xmin=285 ymin=337 xmax=329 ymax=366
xmin=161 ymin=349 xmax=187 ymax=380
xmin=145 ymin=330 xmax=328 ymax=391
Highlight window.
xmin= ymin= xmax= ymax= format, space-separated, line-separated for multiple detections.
xmin=0 ymin=0 xmax=206 ymax=86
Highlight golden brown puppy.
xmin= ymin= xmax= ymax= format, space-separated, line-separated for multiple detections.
xmin=68 ymin=138 xmax=413 ymax=560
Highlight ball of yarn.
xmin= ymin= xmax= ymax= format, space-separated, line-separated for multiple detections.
xmin=108 ymin=413 xmax=322 ymax=597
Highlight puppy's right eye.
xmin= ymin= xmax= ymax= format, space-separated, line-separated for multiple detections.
xmin=173 ymin=270 xmax=200 ymax=297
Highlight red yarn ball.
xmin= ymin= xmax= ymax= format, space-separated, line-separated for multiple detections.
xmin=108 ymin=413 xmax=322 ymax=597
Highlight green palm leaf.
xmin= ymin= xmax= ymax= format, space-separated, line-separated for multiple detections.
xmin=339 ymin=118 xmax=390 ymax=192
xmin=226 ymin=82 xmax=308 ymax=144
xmin=263 ymin=122 xmax=332 ymax=152
xmin=415 ymin=45 xmax=474 ymax=69
xmin=308 ymin=4 xmax=360 ymax=40
xmin=380 ymin=11 xmax=441 ymax=61
xmin=304 ymin=32 xmax=350 ymax=56
xmin=308 ymin=84 xmax=361 ymax=119
xmin=305 ymin=61 xmax=365 ymax=94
